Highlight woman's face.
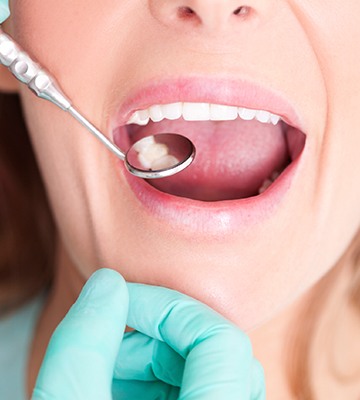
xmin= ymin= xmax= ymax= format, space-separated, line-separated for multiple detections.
xmin=9 ymin=0 xmax=360 ymax=330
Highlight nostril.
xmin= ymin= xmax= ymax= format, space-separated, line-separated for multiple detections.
xmin=177 ymin=5 xmax=250 ymax=18
xmin=151 ymin=2 xmax=254 ymax=29
xmin=233 ymin=6 xmax=251 ymax=16
xmin=177 ymin=6 xmax=198 ymax=20
xmin=178 ymin=6 xmax=195 ymax=16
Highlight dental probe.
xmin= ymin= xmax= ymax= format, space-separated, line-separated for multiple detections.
xmin=0 ymin=28 xmax=195 ymax=179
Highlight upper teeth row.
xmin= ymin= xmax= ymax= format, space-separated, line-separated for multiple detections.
xmin=127 ymin=103 xmax=282 ymax=126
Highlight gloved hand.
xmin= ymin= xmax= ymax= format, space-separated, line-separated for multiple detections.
xmin=0 ymin=0 xmax=9 ymax=23
xmin=32 ymin=269 xmax=265 ymax=399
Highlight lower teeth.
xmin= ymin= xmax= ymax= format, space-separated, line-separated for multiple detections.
xmin=134 ymin=137 xmax=179 ymax=170
xmin=151 ymin=155 xmax=179 ymax=170
xmin=258 ymin=171 xmax=280 ymax=194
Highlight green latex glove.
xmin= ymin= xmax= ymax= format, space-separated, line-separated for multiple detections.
xmin=0 ymin=0 xmax=9 ymax=23
xmin=32 ymin=269 xmax=265 ymax=399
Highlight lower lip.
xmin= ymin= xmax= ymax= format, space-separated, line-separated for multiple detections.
xmin=117 ymin=149 xmax=305 ymax=238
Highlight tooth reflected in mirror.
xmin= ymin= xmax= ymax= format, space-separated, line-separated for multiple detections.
xmin=131 ymin=136 xmax=180 ymax=170
xmin=125 ymin=133 xmax=195 ymax=179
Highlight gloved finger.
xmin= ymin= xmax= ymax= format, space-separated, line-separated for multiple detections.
xmin=112 ymin=378 xmax=179 ymax=400
xmin=32 ymin=269 xmax=129 ymax=400
xmin=251 ymin=358 xmax=266 ymax=400
xmin=114 ymin=331 xmax=184 ymax=386
xmin=0 ymin=0 xmax=9 ymax=23
xmin=127 ymin=284 xmax=263 ymax=400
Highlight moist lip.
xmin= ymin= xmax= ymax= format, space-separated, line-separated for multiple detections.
xmin=109 ymin=77 xmax=308 ymax=234
xmin=117 ymin=149 xmax=305 ymax=236
xmin=111 ymin=77 xmax=306 ymax=131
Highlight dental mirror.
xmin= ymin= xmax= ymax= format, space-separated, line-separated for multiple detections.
xmin=125 ymin=133 xmax=195 ymax=179
xmin=0 ymin=28 xmax=196 ymax=179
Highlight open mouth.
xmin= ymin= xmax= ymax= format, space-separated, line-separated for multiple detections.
xmin=114 ymin=102 xmax=306 ymax=202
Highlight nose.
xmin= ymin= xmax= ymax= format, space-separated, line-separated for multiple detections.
xmin=149 ymin=0 xmax=253 ymax=32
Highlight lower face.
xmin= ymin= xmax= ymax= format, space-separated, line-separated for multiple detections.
xmin=10 ymin=0 xmax=360 ymax=330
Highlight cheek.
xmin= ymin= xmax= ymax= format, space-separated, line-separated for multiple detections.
xmin=10 ymin=0 xmax=135 ymax=108
xmin=18 ymin=91 xmax=96 ymax=265
xmin=300 ymin=3 xmax=360 ymax=270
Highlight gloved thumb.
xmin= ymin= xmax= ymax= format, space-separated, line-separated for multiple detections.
xmin=0 ymin=0 xmax=9 ymax=24
xmin=32 ymin=269 xmax=129 ymax=400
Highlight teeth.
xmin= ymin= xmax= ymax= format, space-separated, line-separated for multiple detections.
xmin=183 ymin=103 xmax=210 ymax=121
xmin=128 ymin=109 xmax=149 ymax=126
xmin=131 ymin=135 xmax=179 ymax=170
xmin=151 ymin=154 xmax=179 ymax=170
xmin=258 ymin=171 xmax=280 ymax=194
xmin=126 ymin=103 xmax=282 ymax=126
xmin=270 ymin=114 xmax=281 ymax=125
xmin=256 ymin=110 xmax=271 ymax=124
xmin=239 ymin=107 xmax=257 ymax=121
xmin=132 ymin=135 xmax=155 ymax=153
xmin=149 ymin=105 xmax=164 ymax=122
xmin=162 ymin=102 xmax=183 ymax=120
xmin=210 ymin=104 xmax=238 ymax=121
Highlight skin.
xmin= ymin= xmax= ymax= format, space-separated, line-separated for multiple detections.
xmin=1 ymin=0 xmax=360 ymax=398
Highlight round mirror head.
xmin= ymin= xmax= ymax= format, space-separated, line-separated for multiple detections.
xmin=125 ymin=133 xmax=195 ymax=179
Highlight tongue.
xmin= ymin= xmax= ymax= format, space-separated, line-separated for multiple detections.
xmin=128 ymin=118 xmax=289 ymax=201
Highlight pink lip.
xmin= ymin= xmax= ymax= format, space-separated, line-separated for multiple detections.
xmin=110 ymin=76 xmax=306 ymax=131
xmin=110 ymin=76 xmax=308 ymax=237
xmin=119 ymin=154 xmax=304 ymax=237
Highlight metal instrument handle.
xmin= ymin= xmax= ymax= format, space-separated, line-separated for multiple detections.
xmin=0 ymin=27 xmax=126 ymax=160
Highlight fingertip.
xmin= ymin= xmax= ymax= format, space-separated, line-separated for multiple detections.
xmin=251 ymin=358 xmax=266 ymax=400
xmin=0 ymin=2 xmax=10 ymax=24
xmin=33 ymin=269 xmax=130 ymax=399
xmin=78 ymin=268 xmax=129 ymax=312
xmin=89 ymin=267 xmax=126 ymax=285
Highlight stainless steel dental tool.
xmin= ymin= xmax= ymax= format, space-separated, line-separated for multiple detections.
xmin=0 ymin=28 xmax=195 ymax=179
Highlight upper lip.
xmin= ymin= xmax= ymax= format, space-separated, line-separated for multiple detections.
xmin=109 ymin=76 xmax=306 ymax=133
